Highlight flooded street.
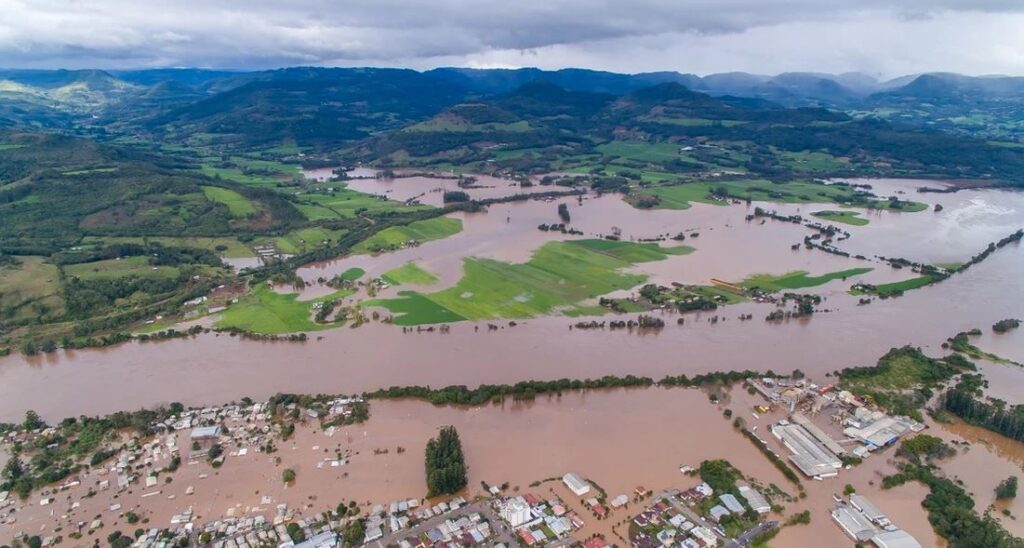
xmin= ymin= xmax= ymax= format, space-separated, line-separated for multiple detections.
xmin=1 ymin=388 xmax=950 ymax=547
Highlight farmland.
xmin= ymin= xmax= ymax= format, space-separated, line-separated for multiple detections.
xmin=365 ymin=239 xmax=692 ymax=325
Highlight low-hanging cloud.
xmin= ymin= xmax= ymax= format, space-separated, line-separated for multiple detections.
xmin=1 ymin=0 xmax=1023 ymax=76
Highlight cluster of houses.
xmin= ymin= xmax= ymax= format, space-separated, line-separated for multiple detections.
xmin=1 ymin=397 xmax=375 ymax=548
xmin=362 ymin=496 xmax=468 ymax=543
xmin=495 ymin=493 xmax=584 ymax=546
xmin=386 ymin=510 xmax=496 ymax=548
xmin=630 ymin=493 xmax=719 ymax=548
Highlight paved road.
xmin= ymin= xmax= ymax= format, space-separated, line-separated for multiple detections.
xmin=370 ymin=500 xmax=518 ymax=548
xmin=724 ymin=521 xmax=778 ymax=548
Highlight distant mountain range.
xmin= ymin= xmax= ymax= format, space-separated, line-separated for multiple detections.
xmin=0 ymin=66 xmax=1022 ymax=147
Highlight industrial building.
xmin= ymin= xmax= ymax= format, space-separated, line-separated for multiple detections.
xmin=871 ymin=529 xmax=922 ymax=548
xmin=851 ymin=494 xmax=892 ymax=528
xmin=562 ymin=472 xmax=591 ymax=496
xmin=772 ymin=422 xmax=842 ymax=479
xmin=832 ymin=504 xmax=876 ymax=541
xmin=791 ymin=413 xmax=847 ymax=456
xmin=738 ymin=485 xmax=771 ymax=514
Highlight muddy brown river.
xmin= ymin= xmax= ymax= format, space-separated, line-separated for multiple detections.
xmin=1 ymin=179 xmax=1022 ymax=423
xmin=1 ymin=175 xmax=1023 ymax=546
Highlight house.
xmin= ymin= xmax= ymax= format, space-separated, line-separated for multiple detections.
xmin=189 ymin=426 xmax=221 ymax=441
xmin=691 ymin=526 xmax=717 ymax=547
xmin=709 ymin=505 xmax=731 ymax=522
xmin=364 ymin=525 xmax=384 ymax=543
xmin=610 ymin=494 xmax=629 ymax=508
xmin=562 ymin=472 xmax=591 ymax=496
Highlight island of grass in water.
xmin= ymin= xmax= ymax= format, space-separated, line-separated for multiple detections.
xmin=364 ymin=239 xmax=692 ymax=325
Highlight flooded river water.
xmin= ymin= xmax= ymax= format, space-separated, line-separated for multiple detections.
xmin=0 ymin=179 xmax=1022 ymax=423
xmin=1 ymin=175 xmax=1023 ymax=546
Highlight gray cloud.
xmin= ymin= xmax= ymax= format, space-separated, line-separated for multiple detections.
xmin=0 ymin=0 xmax=1023 ymax=76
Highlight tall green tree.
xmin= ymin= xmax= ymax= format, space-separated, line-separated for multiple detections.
xmin=425 ymin=426 xmax=467 ymax=496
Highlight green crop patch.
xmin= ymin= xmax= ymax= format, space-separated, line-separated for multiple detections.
xmin=365 ymin=239 xmax=691 ymax=325
xmin=740 ymin=268 xmax=873 ymax=292
xmin=216 ymin=284 xmax=353 ymax=334
xmin=381 ymin=262 xmax=439 ymax=285
xmin=202 ymin=186 xmax=258 ymax=217
xmin=352 ymin=217 xmax=462 ymax=254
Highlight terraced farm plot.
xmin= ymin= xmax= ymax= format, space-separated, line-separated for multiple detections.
xmin=365 ymin=239 xmax=693 ymax=325
xmin=202 ymin=186 xmax=258 ymax=217
xmin=381 ymin=262 xmax=438 ymax=285
xmin=216 ymin=285 xmax=353 ymax=334
xmin=812 ymin=210 xmax=869 ymax=226
xmin=352 ymin=217 xmax=463 ymax=254
xmin=63 ymin=256 xmax=180 ymax=280
xmin=739 ymin=268 xmax=873 ymax=292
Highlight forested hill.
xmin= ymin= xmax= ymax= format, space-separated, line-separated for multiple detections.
xmin=342 ymin=80 xmax=1024 ymax=183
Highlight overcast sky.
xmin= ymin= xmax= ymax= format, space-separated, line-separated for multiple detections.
xmin=2 ymin=0 xmax=1024 ymax=78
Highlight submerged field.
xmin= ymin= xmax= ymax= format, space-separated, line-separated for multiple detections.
xmin=364 ymin=239 xmax=692 ymax=325
xmin=812 ymin=210 xmax=869 ymax=226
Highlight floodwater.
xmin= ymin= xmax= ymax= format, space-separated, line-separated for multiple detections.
xmin=0 ymin=388 xmax=940 ymax=548
xmin=930 ymin=419 xmax=1024 ymax=538
xmin=1 ymin=180 xmax=1023 ymax=423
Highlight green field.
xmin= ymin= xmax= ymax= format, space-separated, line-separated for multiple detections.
xmin=631 ymin=179 xmax=926 ymax=211
xmin=596 ymin=141 xmax=684 ymax=163
xmin=202 ymin=186 xmax=258 ymax=217
xmin=812 ymin=210 xmax=869 ymax=226
xmin=381 ymin=262 xmax=439 ymax=285
xmin=83 ymin=236 xmax=255 ymax=258
xmin=352 ymin=217 xmax=463 ymax=254
xmin=0 ymin=256 xmax=65 ymax=322
xmin=199 ymin=157 xmax=299 ymax=188
xmin=64 ymin=256 xmax=180 ymax=280
xmin=260 ymin=227 xmax=349 ymax=254
xmin=635 ymin=180 xmax=861 ymax=209
xmin=852 ymin=276 xmax=938 ymax=297
xmin=339 ymin=267 xmax=366 ymax=282
xmin=364 ymin=239 xmax=693 ymax=325
xmin=299 ymin=188 xmax=432 ymax=219
xmin=216 ymin=284 xmax=353 ymax=334
xmin=740 ymin=268 xmax=873 ymax=292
